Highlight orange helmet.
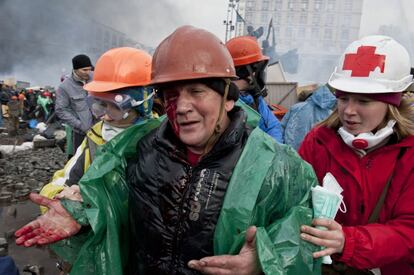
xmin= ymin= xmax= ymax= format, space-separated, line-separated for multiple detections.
xmin=225 ymin=36 xmax=269 ymax=67
xmin=150 ymin=25 xmax=236 ymax=86
xmin=84 ymin=47 xmax=152 ymax=92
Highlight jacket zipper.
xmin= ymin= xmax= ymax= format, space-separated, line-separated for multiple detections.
xmin=170 ymin=164 xmax=193 ymax=270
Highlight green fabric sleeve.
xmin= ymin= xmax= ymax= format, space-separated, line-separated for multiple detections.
xmin=60 ymin=199 xmax=90 ymax=226
xmin=50 ymin=200 xmax=91 ymax=265
xmin=214 ymin=128 xmax=321 ymax=274
xmin=67 ymin=119 xmax=161 ymax=275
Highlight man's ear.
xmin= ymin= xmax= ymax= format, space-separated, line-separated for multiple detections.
xmin=225 ymin=100 xmax=235 ymax=112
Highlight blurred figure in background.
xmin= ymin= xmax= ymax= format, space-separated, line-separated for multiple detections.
xmin=282 ymin=85 xmax=336 ymax=150
xmin=55 ymin=54 xmax=94 ymax=158
xmin=226 ymin=36 xmax=284 ymax=143
xmin=0 ymin=84 xmax=5 ymax=128
xmin=40 ymin=47 xmax=153 ymax=202
xmin=17 ymin=47 xmax=154 ymax=274
xmin=7 ymin=96 xmax=20 ymax=136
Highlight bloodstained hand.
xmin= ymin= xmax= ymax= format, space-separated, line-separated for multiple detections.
xmin=15 ymin=193 xmax=81 ymax=247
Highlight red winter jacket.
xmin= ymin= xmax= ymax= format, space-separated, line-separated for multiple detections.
xmin=299 ymin=126 xmax=414 ymax=275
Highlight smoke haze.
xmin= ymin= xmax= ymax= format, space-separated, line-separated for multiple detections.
xmin=0 ymin=0 xmax=185 ymax=87
xmin=1 ymin=0 xmax=413 ymax=87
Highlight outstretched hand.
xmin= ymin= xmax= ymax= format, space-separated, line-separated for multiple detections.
xmin=15 ymin=193 xmax=81 ymax=247
xmin=300 ymin=218 xmax=345 ymax=258
xmin=188 ymin=226 xmax=261 ymax=275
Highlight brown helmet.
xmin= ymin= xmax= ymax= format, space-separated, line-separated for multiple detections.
xmin=150 ymin=25 xmax=236 ymax=86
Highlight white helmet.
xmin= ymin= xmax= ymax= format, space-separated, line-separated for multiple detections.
xmin=328 ymin=35 xmax=413 ymax=94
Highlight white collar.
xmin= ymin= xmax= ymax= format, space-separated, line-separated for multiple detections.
xmin=102 ymin=122 xmax=126 ymax=142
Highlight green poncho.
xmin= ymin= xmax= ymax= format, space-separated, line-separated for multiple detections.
xmin=54 ymin=102 xmax=321 ymax=274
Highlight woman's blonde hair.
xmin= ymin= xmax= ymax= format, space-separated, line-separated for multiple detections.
xmin=319 ymin=94 xmax=414 ymax=141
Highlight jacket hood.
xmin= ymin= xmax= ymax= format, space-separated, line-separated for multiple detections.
xmin=309 ymin=85 xmax=336 ymax=109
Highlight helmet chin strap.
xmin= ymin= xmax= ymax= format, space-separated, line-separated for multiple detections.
xmin=338 ymin=120 xmax=396 ymax=150
xmin=245 ymin=64 xmax=267 ymax=99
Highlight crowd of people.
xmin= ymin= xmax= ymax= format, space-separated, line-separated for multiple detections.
xmin=0 ymin=84 xmax=56 ymax=134
xmin=4 ymin=25 xmax=413 ymax=275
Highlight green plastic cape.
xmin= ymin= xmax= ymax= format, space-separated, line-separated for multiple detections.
xmin=54 ymin=102 xmax=320 ymax=274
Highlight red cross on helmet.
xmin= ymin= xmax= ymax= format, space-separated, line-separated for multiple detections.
xmin=328 ymin=35 xmax=413 ymax=94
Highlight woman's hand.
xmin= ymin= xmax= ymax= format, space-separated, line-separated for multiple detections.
xmin=300 ymin=218 xmax=345 ymax=258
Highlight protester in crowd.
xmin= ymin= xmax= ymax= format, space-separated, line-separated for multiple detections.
xmin=226 ymin=35 xmax=284 ymax=143
xmin=299 ymin=35 xmax=414 ymax=274
xmin=0 ymin=84 xmax=12 ymax=123
xmin=7 ymin=96 xmax=20 ymax=136
xmin=16 ymin=26 xmax=320 ymax=275
xmin=17 ymin=91 xmax=25 ymax=118
xmin=55 ymin=54 xmax=94 ymax=158
xmin=0 ymin=84 xmax=4 ymax=128
xmin=40 ymin=47 xmax=153 ymax=204
xmin=22 ymin=89 xmax=34 ymax=120
xmin=17 ymin=47 xmax=154 ymax=273
xmin=281 ymin=85 xmax=337 ymax=150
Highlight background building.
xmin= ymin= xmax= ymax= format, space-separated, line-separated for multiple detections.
xmin=230 ymin=0 xmax=364 ymax=84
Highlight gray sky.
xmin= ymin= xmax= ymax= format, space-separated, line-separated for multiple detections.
xmin=1 ymin=0 xmax=414 ymax=86
xmin=110 ymin=0 xmax=414 ymax=85
xmin=360 ymin=0 xmax=413 ymax=37
xmin=133 ymin=0 xmax=414 ymax=46
xmin=111 ymin=0 xmax=229 ymax=46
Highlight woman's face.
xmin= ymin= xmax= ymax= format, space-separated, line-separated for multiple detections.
xmin=337 ymin=92 xmax=388 ymax=135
